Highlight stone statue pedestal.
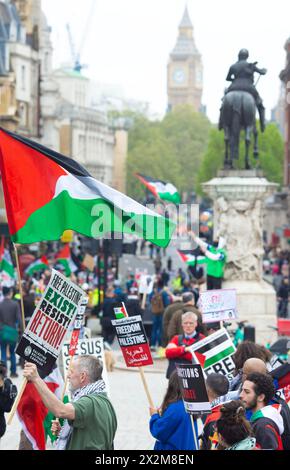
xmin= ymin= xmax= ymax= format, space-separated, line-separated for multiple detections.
xmin=202 ymin=170 xmax=278 ymax=343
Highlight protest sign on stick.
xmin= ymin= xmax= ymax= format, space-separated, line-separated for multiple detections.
xmin=188 ymin=327 xmax=236 ymax=379
xmin=176 ymin=363 xmax=211 ymax=450
xmin=112 ymin=305 xmax=154 ymax=407
xmin=199 ymin=289 xmax=237 ymax=324
xmin=8 ymin=270 xmax=84 ymax=425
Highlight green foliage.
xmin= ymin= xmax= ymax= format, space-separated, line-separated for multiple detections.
xmin=126 ymin=105 xmax=211 ymax=200
xmin=196 ymin=122 xmax=284 ymax=195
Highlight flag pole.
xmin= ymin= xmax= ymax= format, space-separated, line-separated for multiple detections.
xmin=7 ymin=378 xmax=27 ymax=425
xmin=13 ymin=243 xmax=26 ymax=332
xmin=190 ymin=415 xmax=200 ymax=450
xmin=139 ymin=366 xmax=154 ymax=408
xmin=7 ymin=244 xmax=29 ymax=425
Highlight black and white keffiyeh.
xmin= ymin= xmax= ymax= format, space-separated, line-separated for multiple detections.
xmin=56 ymin=379 xmax=107 ymax=450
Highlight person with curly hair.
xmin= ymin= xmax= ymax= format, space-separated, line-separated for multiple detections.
xmin=240 ymin=372 xmax=284 ymax=450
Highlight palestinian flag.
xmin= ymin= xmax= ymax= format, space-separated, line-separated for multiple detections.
xmin=135 ymin=173 xmax=181 ymax=205
xmin=114 ymin=304 xmax=128 ymax=320
xmin=55 ymin=244 xmax=78 ymax=277
xmin=177 ymin=249 xmax=206 ymax=265
xmin=25 ymin=256 xmax=49 ymax=276
xmin=189 ymin=328 xmax=236 ymax=372
xmin=0 ymin=128 xmax=175 ymax=248
xmin=17 ymin=366 xmax=64 ymax=450
xmin=0 ymin=244 xmax=15 ymax=281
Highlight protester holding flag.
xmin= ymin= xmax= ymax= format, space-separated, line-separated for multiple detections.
xmin=149 ymin=370 xmax=196 ymax=450
xmin=23 ymin=355 xmax=117 ymax=450
xmin=165 ymin=312 xmax=205 ymax=379
xmin=0 ymin=287 xmax=22 ymax=377
xmin=189 ymin=232 xmax=227 ymax=290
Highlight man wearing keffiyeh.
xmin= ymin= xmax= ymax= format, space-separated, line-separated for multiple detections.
xmin=23 ymin=356 xmax=117 ymax=450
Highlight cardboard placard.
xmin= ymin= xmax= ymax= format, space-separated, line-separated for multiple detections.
xmin=16 ymin=269 xmax=84 ymax=375
xmin=112 ymin=315 xmax=153 ymax=367
xmin=188 ymin=328 xmax=236 ymax=379
xmin=176 ymin=363 xmax=211 ymax=415
xmin=62 ymin=337 xmax=109 ymax=392
xmin=138 ymin=274 xmax=154 ymax=295
xmin=199 ymin=289 xmax=237 ymax=323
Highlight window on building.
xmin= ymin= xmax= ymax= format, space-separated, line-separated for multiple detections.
xmin=21 ymin=65 xmax=26 ymax=91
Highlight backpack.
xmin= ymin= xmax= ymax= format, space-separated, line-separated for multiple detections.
xmin=272 ymin=395 xmax=290 ymax=450
xmin=151 ymin=292 xmax=164 ymax=315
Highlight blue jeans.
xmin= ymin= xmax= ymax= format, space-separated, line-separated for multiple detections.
xmin=0 ymin=342 xmax=16 ymax=374
xmin=151 ymin=315 xmax=163 ymax=347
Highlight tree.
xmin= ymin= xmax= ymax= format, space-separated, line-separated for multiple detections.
xmin=126 ymin=105 xmax=211 ymax=200
xmin=197 ymin=123 xmax=284 ymax=195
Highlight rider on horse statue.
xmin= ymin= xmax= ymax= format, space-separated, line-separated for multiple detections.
xmin=219 ymin=49 xmax=267 ymax=132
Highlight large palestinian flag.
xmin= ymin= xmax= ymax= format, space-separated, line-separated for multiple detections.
xmin=0 ymin=129 xmax=175 ymax=247
xmin=17 ymin=366 xmax=64 ymax=450
xmin=135 ymin=173 xmax=181 ymax=205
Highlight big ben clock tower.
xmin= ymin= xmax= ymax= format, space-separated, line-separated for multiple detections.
xmin=167 ymin=6 xmax=203 ymax=112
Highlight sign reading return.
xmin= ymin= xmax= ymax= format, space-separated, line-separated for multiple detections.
xmin=112 ymin=315 xmax=153 ymax=368
xmin=199 ymin=289 xmax=237 ymax=323
xmin=16 ymin=269 xmax=84 ymax=375
xmin=176 ymin=363 xmax=211 ymax=416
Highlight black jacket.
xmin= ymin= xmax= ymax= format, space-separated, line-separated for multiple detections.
xmin=0 ymin=378 xmax=17 ymax=438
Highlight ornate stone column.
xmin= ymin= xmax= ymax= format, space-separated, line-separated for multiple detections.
xmin=203 ymin=170 xmax=278 ymax=343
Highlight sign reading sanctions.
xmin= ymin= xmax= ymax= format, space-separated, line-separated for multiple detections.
xmin=176 ymin=364 xmax=211 ymax=415
xmin=16 ymin=269 xmax=84 ymax=375
xmin=112 ymin=315 xmax=153 ymax=367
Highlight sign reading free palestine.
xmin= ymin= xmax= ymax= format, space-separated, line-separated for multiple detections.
xmin=16 ymin=269 xmax=85 ymax=375
xmin=188 ymin=328 xmax=236 ymax=378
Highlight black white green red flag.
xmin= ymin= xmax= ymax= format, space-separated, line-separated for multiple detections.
xmin=177 ymin=249 xmax=206 ymax=265
xmin=135 ymin=173 xmax=181 ymax=205
xmin=0 ymin=129 xmax=175 ymax=247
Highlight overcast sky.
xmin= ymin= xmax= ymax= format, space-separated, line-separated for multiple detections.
xmin=42 ymin=0 xmax=290 ymax=122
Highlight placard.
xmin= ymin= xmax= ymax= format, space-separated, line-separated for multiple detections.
xmin=16 ymin=269 xmax=84 ymax=375
xmin=112 ymin=315 xmax=153 ymax=367
xmin=199 ymin=289 xmax=237 ymax=323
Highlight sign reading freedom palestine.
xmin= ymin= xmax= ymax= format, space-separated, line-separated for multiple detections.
xmin=16 ymin=269 xmax=84 ymax=375
xmin=176 ymin=363 xmax=211 ymax=415
xmin=112 ymin=315 xmax=153 ymax=368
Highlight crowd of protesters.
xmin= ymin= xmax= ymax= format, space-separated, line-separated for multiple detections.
xmin=1 ymin=233 xmax=290 ymax=451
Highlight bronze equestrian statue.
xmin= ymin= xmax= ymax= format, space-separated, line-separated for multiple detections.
xmin=219 ymin=49 xmax=267 ymax=169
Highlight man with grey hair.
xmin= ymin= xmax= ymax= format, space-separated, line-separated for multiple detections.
xmin=165 ymin=311 xmax=205 ymax=379
xmin=23 ymin=356 xmax=117 ymax=450
xmin=166 ymin=291 xmax=205 ymax=342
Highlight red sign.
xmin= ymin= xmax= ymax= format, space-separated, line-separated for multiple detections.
xmin=112 ymin=315 xmax=153 ymax=368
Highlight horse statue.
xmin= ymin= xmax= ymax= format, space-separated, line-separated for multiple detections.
xmin=219 ymin=91 xmax=258 ymax=169
xmin=219 ymin=49 xmax=267 ymax=170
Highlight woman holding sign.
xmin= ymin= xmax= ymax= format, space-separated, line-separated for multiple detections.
xmin=149 ymin=371 xmax=197 ymax=451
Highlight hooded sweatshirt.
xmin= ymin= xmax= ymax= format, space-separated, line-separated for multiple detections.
xmin=226 ymin=437 xmax=257 ymax=450
xmin=250 ymin=404 xmax=284 ymax=450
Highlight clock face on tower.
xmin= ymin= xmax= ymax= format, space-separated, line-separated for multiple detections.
xmin=173 ymin=68 xmax=186 ymax=84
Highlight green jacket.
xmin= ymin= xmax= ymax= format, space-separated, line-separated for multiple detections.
xmin=196 ymin=247 xmax=226 ymax=279
xmin=67 ymin=393 xmax=117 ymax=450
